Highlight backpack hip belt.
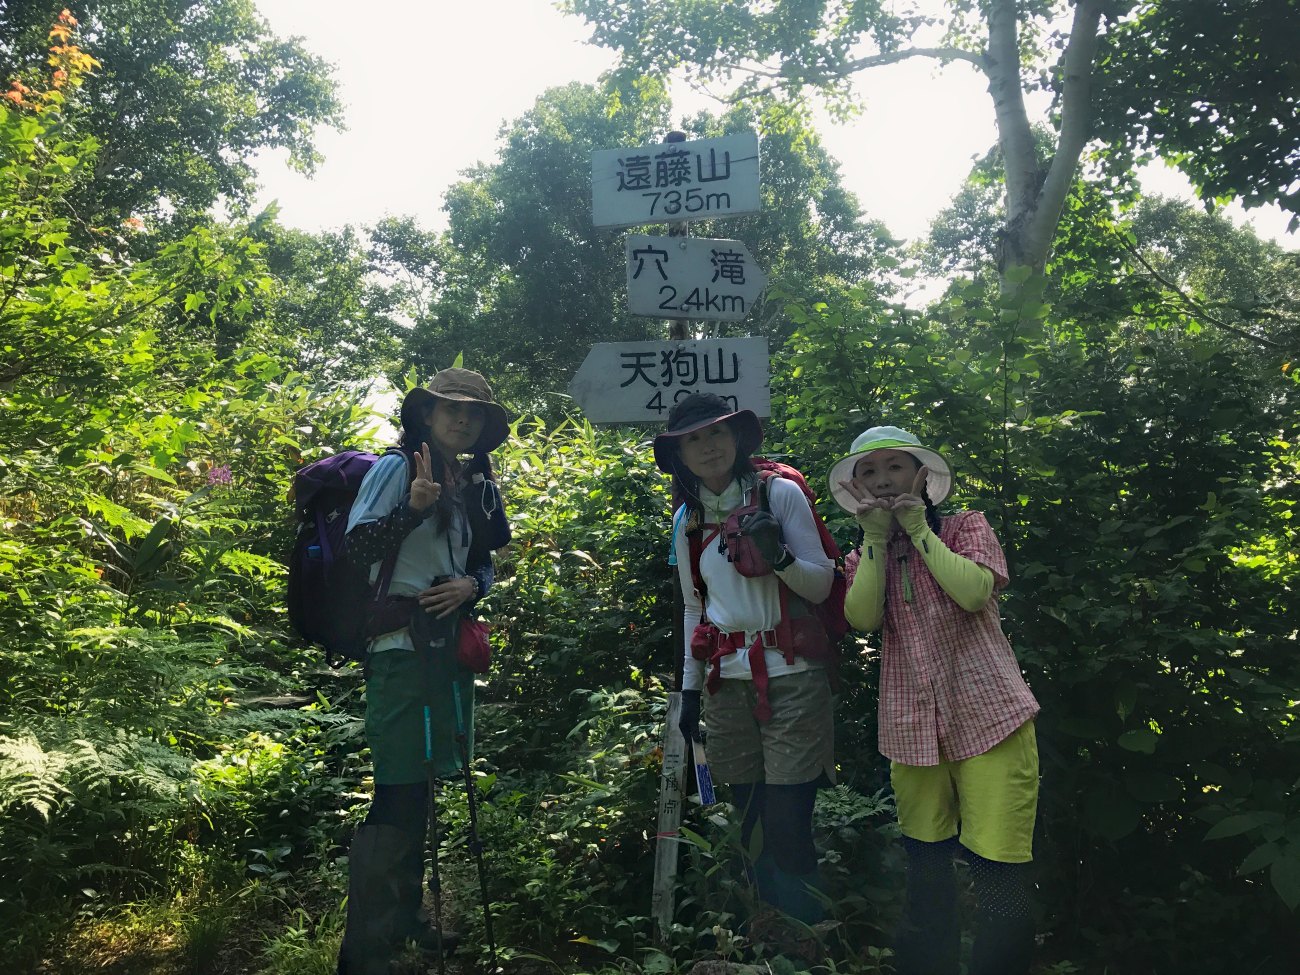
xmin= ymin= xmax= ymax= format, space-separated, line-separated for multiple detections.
xmin=691 ymin=584 xmax=832 ymax=724
xmin=368 ymin=593 xmax=419 ymax=637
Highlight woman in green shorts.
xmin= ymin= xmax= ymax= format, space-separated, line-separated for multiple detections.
xmin=830 ymin=426 xmax=1040 ymax=975
xmin=336 ymin=368 xmax=511 ymax=975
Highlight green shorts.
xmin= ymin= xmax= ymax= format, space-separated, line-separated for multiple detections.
xmin=890 ymin=720 xmax=1038 ymax=863
xmin=704 ymin=669 xmax=835 ymax=787
xmin=366 ymin=647 xmax=475 ymax=785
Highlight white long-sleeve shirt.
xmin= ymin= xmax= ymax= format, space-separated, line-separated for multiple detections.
xmin=673 ymin=475 xmax=834 ymax=691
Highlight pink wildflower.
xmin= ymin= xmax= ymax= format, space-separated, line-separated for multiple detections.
xmin=206 ymin=464 xmax=233 ymax=487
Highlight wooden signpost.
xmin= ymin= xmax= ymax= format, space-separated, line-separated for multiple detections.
xmin=624 ymin=234 xmax=767 ymax=323
xmin=567 ymin=337 xmax=771 ymax=425
xmin=586 ymin=128 xmax=768 ymax=942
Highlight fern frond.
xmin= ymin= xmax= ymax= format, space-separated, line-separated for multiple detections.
xmin=0 ymin=735 xmax=73 ymax=821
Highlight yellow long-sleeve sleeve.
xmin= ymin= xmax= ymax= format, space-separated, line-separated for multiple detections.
xmin=896 ymin=507 xmax=994 ymax=611
xmin=845 ymin=535 xmax=887 ymax=631
xmin=844 ymin=508 xmax=890 ymax=631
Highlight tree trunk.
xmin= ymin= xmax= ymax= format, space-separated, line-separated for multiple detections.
xmin=986 ymin=0 xmax=1106 ymax=290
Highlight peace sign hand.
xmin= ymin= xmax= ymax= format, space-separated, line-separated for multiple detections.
xmin=838 ymin=479 xmax=893 ymax=537
xmin=408 ymin=442 xmax=442 ymax=512
xmin=888 ymin=466 xmax=930 ymax=512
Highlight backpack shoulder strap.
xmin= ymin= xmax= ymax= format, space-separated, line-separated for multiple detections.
xmin=682 ymin=506 xmax=710 ymax=603
xmin=368 ymin=447 xmax=415 ymax=606
xmin=756 ymin=468 xmax=778 ymax=514
xmin=383 ymin=445 xmax=416 ymax=485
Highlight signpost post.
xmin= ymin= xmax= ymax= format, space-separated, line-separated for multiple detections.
xmin=587 ymin=128 xmax=768 ymax=943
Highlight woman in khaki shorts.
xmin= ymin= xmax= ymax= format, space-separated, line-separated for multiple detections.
xmin=655 ymin=393 xmax=836 ymax=924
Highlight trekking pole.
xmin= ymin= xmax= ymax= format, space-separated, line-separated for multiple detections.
xmin=422 ymin=632 xmax=448 ymax=975
xmin=451 ymin=677 xmax=498 ymax=970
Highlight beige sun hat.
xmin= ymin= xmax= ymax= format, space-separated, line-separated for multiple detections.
xmin=400 ymin=367 xmax=510 ymax=453
xmin=827 ymin=425 xmax=952 ymax=513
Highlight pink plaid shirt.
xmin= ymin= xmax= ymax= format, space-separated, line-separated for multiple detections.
xmin=845 ymin=510 xmax=1039 ymax=766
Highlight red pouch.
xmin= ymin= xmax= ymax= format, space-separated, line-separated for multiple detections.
xmin=721 ymin=509 xmax=772 ymax=578
xmin=690 ymin=621 xmax=717 ymax=660
xmin=457 ymin=617 xmax=492 ymax=673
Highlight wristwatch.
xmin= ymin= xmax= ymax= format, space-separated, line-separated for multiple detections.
xmin=773 ymin=548 xmax=796 ymax=571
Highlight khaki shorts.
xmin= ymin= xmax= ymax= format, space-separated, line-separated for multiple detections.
xmin=891 ymin=719 xmax=1039 ymax=863
xmin=704 ymin=669 xmax=835 ymax=787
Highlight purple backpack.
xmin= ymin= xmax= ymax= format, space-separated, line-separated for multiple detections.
xmin=287 ymin=448 xmax=411 ymax=662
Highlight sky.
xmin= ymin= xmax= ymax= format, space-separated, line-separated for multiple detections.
xmin=250 ymin=0 xmax=1296 ymax=249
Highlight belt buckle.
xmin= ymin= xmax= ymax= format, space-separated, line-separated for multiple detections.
xmin=758 ymin=628 xmax=779 ymax=649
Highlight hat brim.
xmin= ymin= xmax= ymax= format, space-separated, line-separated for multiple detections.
xmin=653 ymin=410 xmax=763 ymax=474
xmin=828 ymin=445 xmax=952 ymax=513
xmin=402 ymin=386 xmax=510 ymax=454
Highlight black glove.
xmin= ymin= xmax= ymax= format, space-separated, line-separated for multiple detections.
xmin=678 ymin=689 xmax=701 ymax=744
xmin=742 ymin=510 xmax=790 ymax=569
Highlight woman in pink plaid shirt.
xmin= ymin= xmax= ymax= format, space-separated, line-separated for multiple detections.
xmin=830 ymin=426 xmax=1040 ymax=975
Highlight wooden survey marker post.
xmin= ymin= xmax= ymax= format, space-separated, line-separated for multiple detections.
xmin=650 ymin=692 xmax=688 ymax=939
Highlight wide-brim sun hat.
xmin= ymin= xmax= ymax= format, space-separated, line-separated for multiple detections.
xmin=401 ymin=367 xmax=510 ymax=453
xmin=827 ymin=425 xmax=952 ymax=512
xmin=652 ymin=392 xmax=763 ymax=474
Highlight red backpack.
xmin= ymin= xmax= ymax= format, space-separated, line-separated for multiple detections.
xmin=685 ymin=459 xmax=848 ymax=720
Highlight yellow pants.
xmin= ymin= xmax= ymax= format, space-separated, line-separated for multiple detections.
xmin=890 ymin=720 xmax=1039 ymax=863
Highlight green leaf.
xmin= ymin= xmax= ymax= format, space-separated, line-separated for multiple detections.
xmin=1114 ymin=683 xmax=1138 ymax=722
xmin=677 ymin=825 xmax=713 ymax=852
xmin=1270 ymin=856 xmax=1300 ymax=910
xmin=1118 ymin=729 xmax=1157 ymax=754
xmin=1125 ymin=769 xmax=1182 ymax=804
xmin=1083 ymin=789 xmax=1140 ymax=841
xmin=641 ymin=949 xmax=674 ymax=974
xmin=1238 ymin=842 xmax=1281 ymax=876
xmin=131 ymin=517 xmax=174 ymax=575
xmin=132 ymin=464 xmax=177 ymax=485
xmin=1205 ymin=812 xmax=1282 ymax=840
xmin=1003 ymin=264 xmax=1033 ymax=286
xmin=570 ymin=936 xmax=618 ymax=953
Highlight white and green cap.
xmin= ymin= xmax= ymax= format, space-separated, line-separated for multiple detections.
xmin=827 ymin=425 xmax=952 ymax=513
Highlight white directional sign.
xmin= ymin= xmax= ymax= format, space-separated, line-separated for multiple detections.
xmin=569 ymin=337 xmax=770 ymax=424
xmin=626 ymin=234 xmax=767 ymax=322
xmin=592 ymin=132 xmax=760 ymax=230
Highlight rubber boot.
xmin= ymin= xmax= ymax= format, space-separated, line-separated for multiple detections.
xmin=970 ymin=912 xmax=1034 ymax=975
xmin=768 ymin=865 xmax=826 ymax=925
xmin=337 ymin=824 xmax=420 ymax=975
xmin=893 ymin=844 xmax=959 ymax=975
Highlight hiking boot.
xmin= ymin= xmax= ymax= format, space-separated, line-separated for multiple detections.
xmin=406 ymin=911 xmax=461 ymax=954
